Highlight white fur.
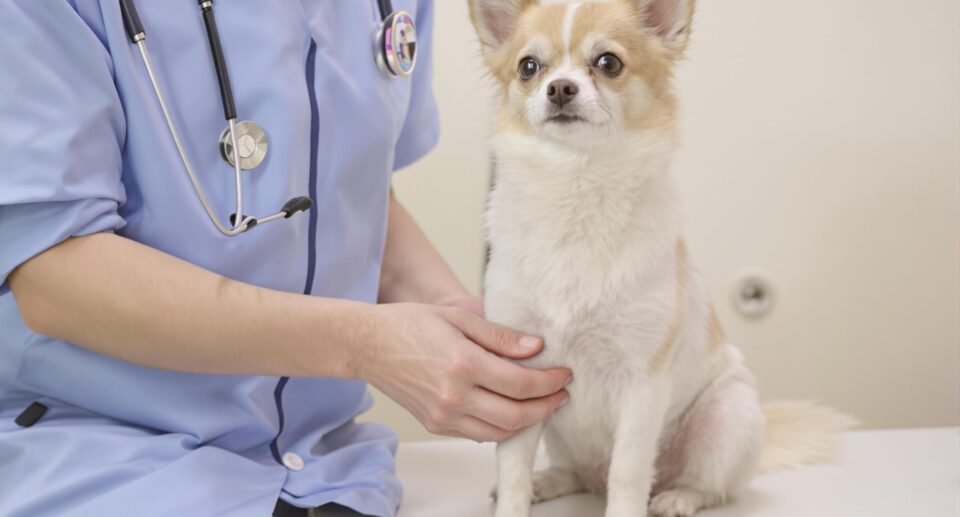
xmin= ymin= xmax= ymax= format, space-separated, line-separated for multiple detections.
xmin=485 ymin=120 xmax=762 ymax=517
xmin=561 ymin=3 xmax=582 ymax=63
xmin=481 ymin=4 xmax=851 ymax=517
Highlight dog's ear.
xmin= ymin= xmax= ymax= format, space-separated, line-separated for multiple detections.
xmin=468 ymin=0 xmax=538 ymax=56
xmin=625 ymin=0 xmax=696 ymax=57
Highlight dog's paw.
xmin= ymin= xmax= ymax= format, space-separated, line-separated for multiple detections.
xmin=490 ymin=468 xmax=585 ymax=505
xmin=531 ymin=468 xmax=584 ymax=503
xmin=649 ymin=489 xmax=705 ymax=517
xmin=491 ymin=493 xmax=533 ymax=517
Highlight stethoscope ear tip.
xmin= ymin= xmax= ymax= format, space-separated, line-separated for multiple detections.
xmin=281 ymin=196 xmax=313 ymax=218
xmin=225 ymin=196 xmax=310 ymax=234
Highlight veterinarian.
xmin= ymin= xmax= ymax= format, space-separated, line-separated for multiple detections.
xmin=0 ymin=2 xmax=572 ymax=516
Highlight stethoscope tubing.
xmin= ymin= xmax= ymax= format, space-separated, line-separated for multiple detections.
xmin=117 ymin=0 xmax=409 ymax=236
xmin=136 ymin=38 xmax=255 ymax=236
xmin=377 ymin=0 xmax=394 ymax=21
xmin=121 ymin=0 xmax=310 ymax=236
xmin=198 ymin=0 xmax=237 ymax=121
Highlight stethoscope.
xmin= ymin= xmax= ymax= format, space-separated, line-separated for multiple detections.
xmin=118 ymin=0 xmax=418 ymax=237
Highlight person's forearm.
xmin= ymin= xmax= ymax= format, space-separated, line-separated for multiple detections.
xmin=378 ymin=190 xmax=470 ymax=304
xmin=9 ymin=232 xmax=572 ymax=443
xmin=8 ymin=232 xmax=371 ymax=377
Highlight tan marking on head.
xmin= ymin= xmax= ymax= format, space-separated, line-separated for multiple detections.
xmin=649 ymin=240 xmax=688 ymax=374
xmin=481 ymin=1 xmax=682 ymax=136
xmin=485 ymin=4 xmax=566 ymax=134
xmin=564 ymin=2 xmax=678 ymax=130
xmin=486 ymin=5 xmax=566 ymax=84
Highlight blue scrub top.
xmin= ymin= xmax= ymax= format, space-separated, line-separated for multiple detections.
xmin=0 ymin=1 xmax=438 ymax=516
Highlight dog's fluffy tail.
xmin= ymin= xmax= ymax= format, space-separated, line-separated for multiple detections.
xmin=758 ymin=400 xmax=858 ymax=473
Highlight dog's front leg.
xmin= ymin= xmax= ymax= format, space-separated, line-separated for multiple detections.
xmin=494 ymin=422 xmax=544 ymax=517
xmin=605 ymin=377 xmax=670 ymax=517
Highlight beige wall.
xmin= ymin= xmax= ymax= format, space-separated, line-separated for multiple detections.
xmin=360 ymin=0 xmax=960 ymax=441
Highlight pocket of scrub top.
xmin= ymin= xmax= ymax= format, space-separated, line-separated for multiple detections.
xmin=15 ymin=334 xmax=158 ymax=428
xmin=15 ymin=334 xmax=81 ymax=403
xmin=11 ymin=331 xmax=44 ymax=390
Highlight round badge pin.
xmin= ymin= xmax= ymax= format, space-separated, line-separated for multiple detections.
xmin=380 ymin=11 xmax=417 ymax=77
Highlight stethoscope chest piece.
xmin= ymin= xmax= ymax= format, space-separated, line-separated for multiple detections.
xmin=378 ymin=10 xmax=417 ymax=77
xmin=219 ymin=120 xmax=268 ymax=170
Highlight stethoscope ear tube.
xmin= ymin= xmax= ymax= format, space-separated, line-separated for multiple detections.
xmin=377 ymin=0 xmax=394 ymax=21
xmin=119 ymin=0 xmax=145 ymax=42
xmin=230 ymin=196 xmax=312 ymax=230
xmin=118 ymin=0 xmax=314 ymax=237
xmin=281 ymin=197 xmax=313 ymax=218
xmin=198 ymin=1 xmax=237 ymax=121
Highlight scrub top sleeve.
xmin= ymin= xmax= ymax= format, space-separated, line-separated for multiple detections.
xmin=0 ymin=3 xmax=127 ymax=295
xmin=392 ymin=0 xmax=440 ymax=172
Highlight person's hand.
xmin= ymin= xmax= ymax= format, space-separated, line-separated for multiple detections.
xmin=358 ymin=303 xmax=571 ymax=442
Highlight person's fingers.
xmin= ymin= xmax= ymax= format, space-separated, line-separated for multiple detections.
xmin=475 ymin=354 xmax=572 ymax=400
xmin=449 ymin=414 xmax=515 ymax=443
xmin=446 ymin=309 xmax=544 ymax=359
xmin=465 ymin=387 xmax=569 ymax=431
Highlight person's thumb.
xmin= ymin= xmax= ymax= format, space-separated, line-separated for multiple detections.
xmin=450 ymin=310 xmax=544 ymax=359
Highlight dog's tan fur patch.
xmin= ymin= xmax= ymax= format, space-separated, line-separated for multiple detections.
xmin=649 ymin=240 xmax=688 ymax=374
xmin=707 ymin=303 xmax=727 ymax=349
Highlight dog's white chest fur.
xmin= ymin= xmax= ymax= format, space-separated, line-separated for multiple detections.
xmin=484 ymin=129 xmax=708 ymax=488
xmin=482 ymin=122 xmax=768 ymax=517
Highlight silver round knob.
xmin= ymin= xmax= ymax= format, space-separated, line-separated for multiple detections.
xmin=219 ymin=120 xmax=268 ymax=170
xmin=733 ymin=270 xmax=774 ymax=318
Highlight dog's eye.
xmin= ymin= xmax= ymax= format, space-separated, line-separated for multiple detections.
xmin=518 ymin=57 xmax=540 ymax=81
xmin=595 ymin=53 xmax=624 ymax=77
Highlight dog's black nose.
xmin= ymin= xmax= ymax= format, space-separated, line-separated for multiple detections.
xmin=547 ymin=79 xmax=578 ymax=106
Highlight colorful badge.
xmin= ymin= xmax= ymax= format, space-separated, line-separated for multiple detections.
xmin=385 ymin=12 xmax=417 ymax=76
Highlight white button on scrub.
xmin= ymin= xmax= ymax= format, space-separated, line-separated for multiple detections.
xmin=282 ymin=452 xmax=304 ymax=471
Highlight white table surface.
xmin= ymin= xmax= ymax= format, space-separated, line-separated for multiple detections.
xmin=395 ymin=427 xmax=959 ymax=517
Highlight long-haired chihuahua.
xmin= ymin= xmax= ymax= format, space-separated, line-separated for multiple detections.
xmin=469 ymin=1 xmax=854 ymax=516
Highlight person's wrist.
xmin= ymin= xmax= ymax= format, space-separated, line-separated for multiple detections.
xmin=345 ymin=302 xmax=388 ymax=383
xmin=434 ymin=292 xmax=484 ymax=317
xmin=431 ymin=289 xmax=470 ymax=305
xmin=413 ymin=275 xmax=470 ymax=306
xmin=294 ymin=297 xmax=383 ymax=381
